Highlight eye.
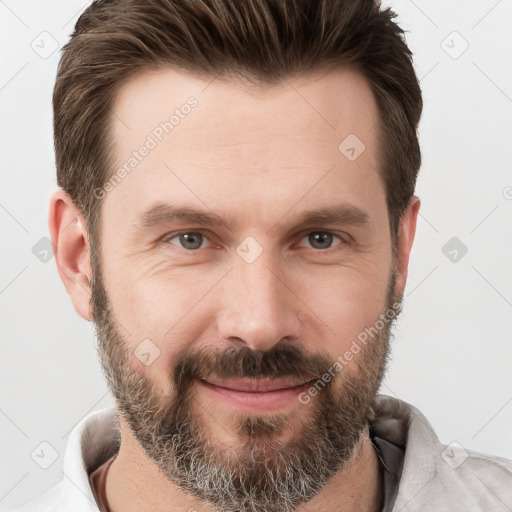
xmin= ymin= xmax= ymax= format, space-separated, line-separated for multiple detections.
xmin=296 ymin=231 xmax=345 ymax=250
xmin=162 ymin=230 xmax=347 ymax=252
xmin=164 ymin=231 xmax=212 ymax=250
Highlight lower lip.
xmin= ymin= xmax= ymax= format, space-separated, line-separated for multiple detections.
xmin=197 ymin=379 xmax=313 ymax=413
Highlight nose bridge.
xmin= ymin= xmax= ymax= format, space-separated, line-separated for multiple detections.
xmin=216 ymin=246 xmax=301 ymax=351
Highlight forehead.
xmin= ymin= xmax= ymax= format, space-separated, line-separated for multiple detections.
xmin=104 ymin=66 xmax=384 ymax=230
xmin=110 ymin=66 xmax=379 ymax=151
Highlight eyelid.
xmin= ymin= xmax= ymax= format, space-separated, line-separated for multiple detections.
xmin=161 ymin=228 xmax=351 ymax=251
xmin=293 ymin=230 xmax=349 ymax=249
xmin=161 ymin=229 xmax=216 ymax=248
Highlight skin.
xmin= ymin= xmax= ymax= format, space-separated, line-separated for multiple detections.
xmin=49 ymin=67 xmax=420 ymax=512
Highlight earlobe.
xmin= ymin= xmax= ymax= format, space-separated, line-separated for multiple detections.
xmin=48 ymin=189 xmax=93 ymax=321
xmin=394 ymin=196 xmax=421 ymax=295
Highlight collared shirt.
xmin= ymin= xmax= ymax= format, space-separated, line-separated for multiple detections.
xmin=12 ymin=395 xmax=512 ymax=512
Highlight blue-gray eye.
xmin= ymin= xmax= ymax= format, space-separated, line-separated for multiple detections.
xmin=168 ymin=232 xmax=207 ymax=250
xmin=297 ymin=231 xmax=343 ymax=250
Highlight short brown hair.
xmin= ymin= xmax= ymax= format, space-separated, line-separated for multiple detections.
xmin=54 ymin=0 xmax=422 ymax=253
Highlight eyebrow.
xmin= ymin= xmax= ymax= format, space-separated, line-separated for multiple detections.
xmin=135 ymin=203 xmax=239 ymax=230
xmin=134 ymin=202 xmax=370 ymax=232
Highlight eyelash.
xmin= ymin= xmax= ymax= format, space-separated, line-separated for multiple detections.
xmin=161 ymin=230 xmax=348 ymax=252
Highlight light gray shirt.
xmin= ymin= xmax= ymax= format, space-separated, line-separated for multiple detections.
xmin=13 ymin=394 xmax=512 ymax=511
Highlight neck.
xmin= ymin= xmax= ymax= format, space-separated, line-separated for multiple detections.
xmin=105 ymin=421 xmax=382 ymax=512
xmin=299 ymin=430 xmax=383 ymax=512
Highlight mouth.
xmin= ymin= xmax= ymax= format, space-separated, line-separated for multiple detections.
xmin=197 ymin=378 xmax=315 ymax=413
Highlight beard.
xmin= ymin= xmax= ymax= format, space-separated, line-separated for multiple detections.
xmin=90 ymin=244 xmax=401 ymax=512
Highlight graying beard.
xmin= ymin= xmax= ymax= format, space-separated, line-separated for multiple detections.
xmin=155 ymin=414 xmax=349 ymax=512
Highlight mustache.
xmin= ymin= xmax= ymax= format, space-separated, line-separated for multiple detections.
xmin=173 ymin=343 xmax=333 ymax=391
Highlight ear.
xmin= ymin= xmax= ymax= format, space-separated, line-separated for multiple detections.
xmin=48 ymin=189 xmax=93 ymax=321
xmin=394 ymin=196 xmax=421 ymax=296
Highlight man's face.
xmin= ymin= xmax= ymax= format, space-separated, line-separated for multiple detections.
xmin=91 ymin=67 xmax=401 ymax=512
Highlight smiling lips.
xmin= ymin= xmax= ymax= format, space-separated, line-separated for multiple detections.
xmin=198 ymin=377 xmax=315 ymax=413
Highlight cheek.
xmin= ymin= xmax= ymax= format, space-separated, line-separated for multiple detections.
xmin=101 ymin=255 xmax=221 ymax=370
xmin=101 ymin=252 xmax=191 ymax=327
xmin=299 ymin=265 xmax=390 ymax=360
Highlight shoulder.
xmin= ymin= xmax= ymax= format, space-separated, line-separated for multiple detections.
xmin=10 ymin=479 xmax=99 ymax=512
xmin=399 ymin=446 xmax=512 ymax=511
xmin=371 ymin=395 xmax=512 ymax=511
xmin=10 ymin=406 xmax=119 ymax=512
xmin=439 ymin=446 xmax=512 ymax=503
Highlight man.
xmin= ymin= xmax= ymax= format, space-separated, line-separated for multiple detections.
xmin=14 ymin=0 xmax=512 ymax=511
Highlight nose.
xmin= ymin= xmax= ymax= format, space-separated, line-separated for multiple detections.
xmin=215 ymin=250 xmax=302 ymax=352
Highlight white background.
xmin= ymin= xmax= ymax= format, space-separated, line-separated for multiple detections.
xmin=1 ymin=1 xmax=511 ymax=510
